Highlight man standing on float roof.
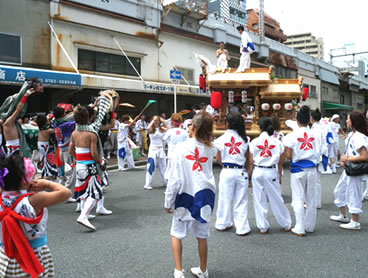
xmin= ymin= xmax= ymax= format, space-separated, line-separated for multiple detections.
xmin=236 ymin=25 xmax=255 ymax=72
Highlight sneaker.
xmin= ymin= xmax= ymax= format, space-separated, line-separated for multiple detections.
xmin=330 ymin=214 xmax=350 ymax=223
xmin=236 ymin=230 xmax=251 ymax=236
xmin=291 ymin=228 xmax=305 ymax=237
xmin=96 ymin=207 xmax=112 ymax=215
xmin=340 ymin=220 xmax=360 ymax=230
xmin=174 ymin=269 xmax=185 ymax=278
xmin=216 ymin=224 xmax=233 ymax=231
xmin=88 ymin=214 xmax=96 ymax=220
xmin=284 ymin=225 xmax=291 ymax=232
xmin=190 ymin=267 xmax=208 ymax=278
xmin=77 ymin=216 xmax=96 ymax=231
xmin=144 ymin=185 xmax=153 ymax=190
xmin=321 ymin=168 xmax=333 ymax=175
xmin=259 ymin=229 xmax=268 ymax=234
xmin=67 ymin=197 xmax=77 ymax=203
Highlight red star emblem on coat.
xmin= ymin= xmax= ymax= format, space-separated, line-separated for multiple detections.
xmin=185 ymin=147 xmax=208 ymax=172
xmin=256 ymin=139 xmax=275 ymax=157
xmin=224 ymin=136 xmax=242 ymax=155
xmin=297 ymin=132 xmax=315 ymax=150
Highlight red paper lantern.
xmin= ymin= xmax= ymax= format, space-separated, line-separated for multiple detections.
xmin=211 ymin=91 xmax=222 ymax=109
xmin=302 ymin=87 xmax=309 ymax=101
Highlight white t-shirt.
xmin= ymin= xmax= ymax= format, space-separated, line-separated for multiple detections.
xmin=250 ymin=131 xmax=284 ymax=167
xmin=311 ymin=121 xmax=328 ymax=157
xmin=214 ymin=129 xmax=249 ymax=166
xmin=329 ymin=122 xmax=341 ymax=143
xmin=163 ymin=128 xmax=188 ymax=159
xmin=345 ymin=131 xmax=368 ymax=157
xmin=164 ymin=138 xmax=216 ymax=223
xmin=149 ymin=128 xmax=165 ymax=146
xmin=118 ymin=122 xmax=129 ymax=143
xmin=283 ymin=126 xmax=321 ymax=164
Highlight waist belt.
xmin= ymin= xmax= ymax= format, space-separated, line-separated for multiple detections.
xmin=223 ymin=163 xmax=243 ymax=169
xmin=76 ymin=152 xmax=95 ymax=165
xmin=111 ymin=130 xmax=118 ymax=133
xmin=1 ymin=235 xmax=47 ymax=249
xmin=254 ymin=165 xmax=276 ymax=169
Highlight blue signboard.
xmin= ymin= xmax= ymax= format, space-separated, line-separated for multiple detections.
xmin=170 ymin=70 xmax=181 ymax=80
xmin=0 ymin=65 xmax=81 ymax=86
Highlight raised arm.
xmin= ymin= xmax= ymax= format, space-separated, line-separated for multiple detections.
xmin=29 ymin=179 xmax=72 ymax=215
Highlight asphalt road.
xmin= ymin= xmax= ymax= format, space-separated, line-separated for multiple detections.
xmin=47 ymin=160 xmax=368 ymax=278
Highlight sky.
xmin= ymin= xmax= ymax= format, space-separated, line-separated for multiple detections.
xmin=246 ymin=0 xmax=368 ymax=66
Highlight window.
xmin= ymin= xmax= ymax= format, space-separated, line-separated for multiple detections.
xmin=78 ymin=49 xmax=141 ymax=76
xmin=322 ymin=86 xmax=328 ymax=95
xmin=340 ymin=95 xmax=344 ymax=104
xmin=0 ymin=33 xmax=21 ymax=64
xmin=309 ymin=85 xmax=317 ymax=98
xmin=176 ymin=67 xmax=194 ymax=85
xmin=252 ymin=23 xmax=258 ymax=30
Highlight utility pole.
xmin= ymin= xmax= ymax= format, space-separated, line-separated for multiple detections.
xmin=259 ymin=0 xmax=265 ymax=42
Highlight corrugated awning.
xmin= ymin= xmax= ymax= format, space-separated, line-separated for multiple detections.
xmin=319 ymin=69 xmax=340 ymax=85
xmin=322 ymin=101 xmax=353 ymax=110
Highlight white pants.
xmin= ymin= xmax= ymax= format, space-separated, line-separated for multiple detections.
xmin=215 ymin=168 xmax=250 ymax=234
xmin=363 ymin=175 xmax=368 ymax=198
xmin=316 ymin=169 xmax=321 ymax=208
xmin=117 ymin=141 xmax=135 ymax=170
xmin=328 ymin=142 xmax=339 ymax=160
xmin=334 ymin=170 xmax=363 ymax=214
xmin=236 ymin=52 xmax=251 ymax=72
xmin=252 ymin=167 xmax=291 ymax=231
xmin=144 ymin=147 xmax=167 ymax=187
xmin=61 ymin=149 xmax=76 ymax=190
xmin=290 ymin=167 xmax=317 ymax=233
xmin=171 ymin=218 xmax=210 ymax=240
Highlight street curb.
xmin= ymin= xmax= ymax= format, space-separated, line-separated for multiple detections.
xmin=107 ymin=159 xmax=147 ymax=170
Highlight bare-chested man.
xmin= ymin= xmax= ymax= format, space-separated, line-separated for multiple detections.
xmin=216 ymin=42 xmax=230 ymax=70
xmin=2 ymin=79 xmax=43 ymax=157
xmin=37 ymin=114 xmax=58 ymax=179
xmin=69 ymin=106 xmax=110 ymax=231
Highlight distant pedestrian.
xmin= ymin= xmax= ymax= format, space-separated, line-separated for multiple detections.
xmin=118 ymin=114 xmax=138 ymax=171
xmin=214 ymin=112 xmax=251 ymax=236
xmin=330 ymin=111 xmax=368 ymax=230
xmin=135 ymin=115 xmax=148 ymax=156
xmin=328 ymin=114 xmax=347 ymax=173
xmin=235 ymin=25 xmax=255 ymax=72
xmin=249 ymin=117 xmax=291 ymax=234
xmin=164 ymin=112 xmax=215 ymax=278
xmin=0 ymin=154 xmax=71 ymax=277
xmin=143 ymin=116 xmax=167 ymax=190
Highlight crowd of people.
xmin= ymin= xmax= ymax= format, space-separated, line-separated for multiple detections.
xmin=1 ymin=80 xmax=368 ymax=278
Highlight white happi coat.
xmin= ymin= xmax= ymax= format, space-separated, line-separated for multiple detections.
xmin=117 ymin=122 xmax=134 ymax=170
xmin=163 ymin=128 xmax=188 ymax=179
xmin=249 ymin=131 xmax=291 ymax=231
xmin=214 ymin=130 xmax=251 ymax=234
xmin=165 ymin=138 xmax=216 ymax=223
xmin=144 ymin=128 xmax=167 ymax=187
xmin=334 ymin=131 xmax=368 ymax=215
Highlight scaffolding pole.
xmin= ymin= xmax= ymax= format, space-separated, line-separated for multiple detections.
xmin=48 ymin=21 xmax=79 ymax=74
xmin=113 ymin=37 xmax=144 ymax=82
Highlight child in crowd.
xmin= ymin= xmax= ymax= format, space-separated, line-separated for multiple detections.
xmin=283 ymin=106 xmax=321 ymax=236
xmin=249 ymin=117 xmax=291 ymax=234
xmin=214 ymin=112 xmax=251 ymax=236
xmin=143 ymin=116 xmax=167 ymax=190
xmin=0 ymin=154 xmax=71 ymax=277
xmin=163 ymin=113 xmax=188 ymax=180
xmin=165 ymin=112 xmax=215 ymax=278
xmin=118 ymin=114 xmax=139 ymax=171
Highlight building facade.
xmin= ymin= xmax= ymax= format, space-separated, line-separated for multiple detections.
xmin=246 ymin=8 xmax=287 ymax=43
xmin=208 ymin=0 xmax=247 ymax=26
xmin=284 ymin=33 xmax=324 ymax=60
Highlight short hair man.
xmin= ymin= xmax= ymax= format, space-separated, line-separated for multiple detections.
xmin=236 ymin=25 xmax=255 ymax=72
xmin=216 ymin=42 xmax=230 ymax=70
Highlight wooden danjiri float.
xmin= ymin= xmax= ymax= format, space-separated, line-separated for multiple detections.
xmin=207 ymin=66 xmax=305 ymax=137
